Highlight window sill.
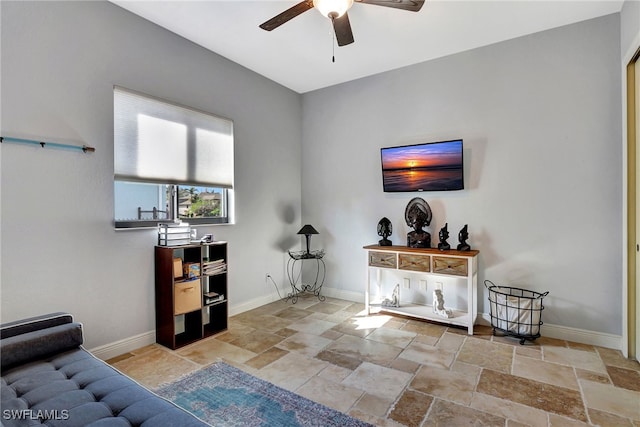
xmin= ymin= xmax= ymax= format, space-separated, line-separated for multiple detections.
xmin=115 ymin=217 xmax=230 ymax=230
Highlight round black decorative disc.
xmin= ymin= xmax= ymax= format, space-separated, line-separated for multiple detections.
xmin=404 ymin=197 xmax=432 ymax=228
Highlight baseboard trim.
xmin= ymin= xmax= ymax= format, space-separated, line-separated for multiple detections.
xmin=475 ymin=313 xmax=621 ymax=350
xmin=89 ymin=330 xmax=156 ymax=361
xmin=90 ymin=291 xmax=290 ymax=360
xmin=227 ymin=286 xmax=362 ymax=316
xmin=322 ymin=287 xmax=623 ymax=350
xmin=542 ymin=322 xmax=621 ymax=349
xmin=320 ymin=287 xmax=364 ymax=303
xmin=229 ymin=292 xmax=287 ymax=317
xmin=90 ymin=291 xmax=623 ymax=360
xmin=541 ymin=323 xmax=621 ymax=350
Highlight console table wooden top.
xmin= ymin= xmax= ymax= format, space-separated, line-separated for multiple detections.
xmin=363 ymin=244 xmax=479 ymax=257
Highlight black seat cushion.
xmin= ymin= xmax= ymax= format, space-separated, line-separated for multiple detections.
xmin=1 ymin=349 xmax=206 ymax=426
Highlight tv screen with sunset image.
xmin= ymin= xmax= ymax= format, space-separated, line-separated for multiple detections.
xmin=380 ymin=139 xmax=464 ymax=192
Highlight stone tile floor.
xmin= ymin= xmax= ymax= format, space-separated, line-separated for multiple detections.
xmin=108 ymin=296 xmax=640 ymax=426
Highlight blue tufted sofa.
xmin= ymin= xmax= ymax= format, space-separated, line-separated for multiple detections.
xmin=1 ymin=313 xmax=208 ymax=426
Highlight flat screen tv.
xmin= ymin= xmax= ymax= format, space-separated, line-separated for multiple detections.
xmin=380 ymin=139 xmax=464 ymax=192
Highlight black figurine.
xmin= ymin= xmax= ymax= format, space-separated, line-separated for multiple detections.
xmin=377 ymin=217 xmax=393 ymax=246
xmin=437 ymin=223 xmax=451 ymax=251
xmin=405 ymin=198 xmax=432 ymax=248
xmin=457 ymin=224 xmax=471 ymax=251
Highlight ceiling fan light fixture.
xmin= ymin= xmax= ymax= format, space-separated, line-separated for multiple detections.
xmin=313 ymin=0 xmax=353 ymax=19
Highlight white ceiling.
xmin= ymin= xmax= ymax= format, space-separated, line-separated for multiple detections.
xmin=111 ymin=0 xmax=624 ymax=93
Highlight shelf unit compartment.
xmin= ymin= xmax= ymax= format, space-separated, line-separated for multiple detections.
xmin=174 ymin=280 xmax=202 ymax=315
xmin=173 ymin=258 xmax=183 ymax=278
xmin=174 ymin=310 xmax=203 ymax=348
xmin=204 ymin=273 xmax=227 ymax=299
xmin=203 ymin=303 xmax=228 ymax=337
xmin=202 ymin=242 xmax=227 ymax=309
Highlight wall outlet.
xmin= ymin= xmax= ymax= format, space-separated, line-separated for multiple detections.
xmin=265 ymin=273 xmax=271 ymax=283
xmin=403 ymin=278 xmax=410 ymax=289
xmin=436 ymin=281 xmax=443 ymax=290
xmin=419 ymin=279 xmax=427 ymax=290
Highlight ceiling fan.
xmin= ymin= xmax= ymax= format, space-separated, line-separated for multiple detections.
xmin=259 ymin=0 xmax=425 ymax=47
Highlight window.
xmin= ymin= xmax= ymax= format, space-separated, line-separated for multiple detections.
xmin=114 ymin=87 xmax=233 ymax=228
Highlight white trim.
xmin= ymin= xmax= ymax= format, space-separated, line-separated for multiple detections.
xmin=540 ymin=323 xmax=621 ymax=350
xmin=89 ymin=289 xmax=622 ymax=360
xmin=228 ymin=287 xmax=293 ymax=317
xmin=227 ymin=284 xmax=370 ymax=317
xmin=229 ymin=294 xmax=279 ymax=317
xmin=477 ymin=313 xmax=621 ymax=350
xmin=322 ymin=286 xmax=622 ymax=349
xmin=319 ymin=287 xmax=365 ymax=303
xmin=321 ymin=286 xmax=623 ymax=349
xmin=89 ymin=330 xmax=156 ymax=360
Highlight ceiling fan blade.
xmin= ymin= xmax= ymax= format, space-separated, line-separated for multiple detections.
xmin=355 ymin=0 xmax=425 ymax=12
xmin=332 ymin=12 xmax=354 ymax=46
xmin=259 ymin=1 xmax=314 ymax=31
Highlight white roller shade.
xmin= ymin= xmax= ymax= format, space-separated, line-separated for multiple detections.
xmin=114 ymin=86 xmax=234 ymax=188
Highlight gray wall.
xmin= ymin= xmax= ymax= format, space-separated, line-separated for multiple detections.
xmin=0 ymin=1 xmax=302 ymax=348
xmin=302 ymin=14 xmax=622 ymax=335
xmin=0 ymin=2 xmax=628 ymax=348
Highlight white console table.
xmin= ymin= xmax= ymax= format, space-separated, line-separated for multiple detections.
xmin=364 ymin=245 xmax=479 ymax=335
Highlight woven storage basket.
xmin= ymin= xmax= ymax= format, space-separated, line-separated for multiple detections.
xmin=485 ymin=280 xmax=548 ymax=344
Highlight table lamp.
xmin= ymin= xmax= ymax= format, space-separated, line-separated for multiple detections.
xmin=297 ymin=224 xmax=319 ymax=255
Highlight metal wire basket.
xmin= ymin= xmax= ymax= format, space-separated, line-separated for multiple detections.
xmin=485 ymin=280 xmax=548 ymax=344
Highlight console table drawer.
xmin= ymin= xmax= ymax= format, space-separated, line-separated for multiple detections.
xmin=369 ymin=251 xmax=397 ymax=268
xmin=398 ymin=254 xmax=430 ymax=272
xmin=432 ymin=256 xmax=468 ymax=276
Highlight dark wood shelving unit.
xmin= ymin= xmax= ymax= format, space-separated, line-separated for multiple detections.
xmin=155 ymin=242 xmax=228 ymax=349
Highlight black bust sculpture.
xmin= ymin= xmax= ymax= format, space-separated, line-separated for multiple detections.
xmin=377 ymin=217 xmax=392 ymax=246
xmin=405 ymin=198 xmax=432 ymax=248
xmin=457 ymin=224 xmax=471 ymax=251
xmin=437 ymin=223 xmax=451 ymax=251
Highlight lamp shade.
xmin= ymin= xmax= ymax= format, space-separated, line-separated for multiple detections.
xmin=297 ymin=224 xmax=319 ymax=235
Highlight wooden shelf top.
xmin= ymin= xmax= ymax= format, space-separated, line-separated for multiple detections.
xmin=363 ymin=244 xmax=479 ymax=257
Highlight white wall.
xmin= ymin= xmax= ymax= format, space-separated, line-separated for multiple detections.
xmin=0 ymin=1 xmax=302 ymax=348
xmin=302 ymin=14 xmax=623 ymax=335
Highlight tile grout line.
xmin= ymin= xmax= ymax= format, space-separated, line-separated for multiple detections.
xmin=574 ymin=365 xmax=594 ymax=427
xmin=110 ymin=300 xmax=640 ymax=425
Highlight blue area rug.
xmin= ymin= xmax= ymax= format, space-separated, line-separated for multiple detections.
xmin=155 ymin=361 xmax=373 ymax=427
